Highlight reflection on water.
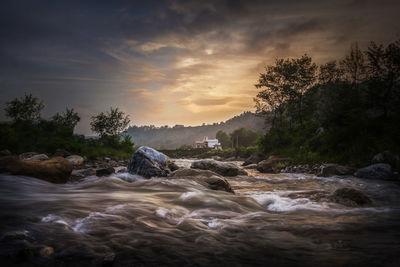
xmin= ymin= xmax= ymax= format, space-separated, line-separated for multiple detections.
xmin=0 ymin=159 xmax=399 ymax=266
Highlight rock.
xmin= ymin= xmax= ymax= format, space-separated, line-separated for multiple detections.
xmin=256 ymin=156 xmax=291 ymax=173
xmin=167 ymin=161 xmax=179 ymax=172
xmin=242 ymin=154 xmax=263 ymax=166
xmin=0 ymin=156 xmax=73 ymax=183
xmin=116 ymin=167 xmax=127 ymax=173
xmin=354 ymin=163 xmax=393 ymax=180
xmin=244 ymin=163 xmax=258 ymax=169
xmin=127 ymin=146 xmax=170 ymax=178
xmin=0 ymin=149 xmax=11 ymax=156
xmin=96 ymin=167 xmax=115 ymax=177
xmin=330 ymin=188 xmax=372 ymax=207
xmin=315 ymin=127 xmax=325 ymax=135
xmin=104 ymin=157 xmax=111 ymax=161
xmin=70 ymin=168 xmax=96 ymax=181
xmin=170 ymin=168 xmax=234 ymax=193
xmin=52 ymin=149 xmax=72 ymax=157
xmin=24 ymin=154 xmax=49 ymax=161
xmin=19 ymin=152 xmax=38 ymax=160
xmin=317 ymin=163 xmax=355 ymax=177
xmin=211 ymin=156 xmax=222 ymax=161
xmin=191 ymin=159 xmax=245 ymax=176
xmin=66 ymin=155 xmax=84 ymax=166
xmin=372 ymin=153 xmax=385 ymax=163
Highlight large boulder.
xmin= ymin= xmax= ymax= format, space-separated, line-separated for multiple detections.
xmin=256 ymin=156 xmax=291 ymax=173
xmin=354 ymin=163 xmax=393 ymax=180
xmin=0 ymin=156 xmax=73 ymax=183
xmin=19 ymin=152 xmax=38 ymax=160
xmin=66 ymin=155 xmax=84 ymax=166
xmin=127 ymin=146 xmax=170 ymax=178
xmin=191 ymin=159 xmax=246 ymax=176
xmin=242 ymin=154 xmax=263 ymax=166
xmin=317 ymin=163 xmax=355 ymax=177
xmin=330 ymin=188 xmax=372 ymax=207
xmin=170 ymin=168 xmax=234 ymax=193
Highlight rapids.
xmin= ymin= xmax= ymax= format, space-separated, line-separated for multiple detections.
xmin=0 ymin=158 xmax=399 ymax=266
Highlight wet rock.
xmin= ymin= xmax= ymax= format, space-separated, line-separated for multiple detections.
xmin=355 ymin=163 xmax=393 ymax=180
xmin=170 ymin=168 xmax=234 ymax=193
xmin=104 ymin=157 xmax=111 ymax=161
xmin=66 ymin=155 xmax=84 ymax=166
xmin=191 ymin=159 xmax=245 ymax=176
xmin=244 ymin=163 xmax=258 ymax=169
xmin=330 ymin=188 xmax=372 ymax=207
xmin=1 ymin=230 xmax=30 ymax=241
xmin=115 ymin=166 xmax=127 ymax=173
xmin=0 ymin=149 xmax=11 ymax=156
xmin=372 ymin=153 xmax=385 ymax=163
xmin=317 ymin=163 xmax=355 ymax=177
xmin=256 ymin=156 xmax=291 ymax=173
xmin=167 ymin=160 xmax=180 ymax=172
xmin=127 ymin=146 xmax=170 ymax=178
xmin=0 ymin=156 xmax=73 ymax=183
xmin=96 ymin=167 xmax=115 ymax=177
xmin=25 ymin=154 xmax=49 ymax=161
xmin=288 ymin=190 xmax=330 ymax=201
xmin=70 ymin=168 xmax=96 ymax=181
xmin=39 ymin=246 xmax=54 ymax=257
xmin=53 ymin=148 xmax=72 ymax=157
xmin=19 ymin=152 xmax=38 ymax=160
xmin=242 ymin=154 xmax=263 ymax=166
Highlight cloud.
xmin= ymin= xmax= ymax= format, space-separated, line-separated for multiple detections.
xmin=1 ymin=0 xmax=399 ymax=133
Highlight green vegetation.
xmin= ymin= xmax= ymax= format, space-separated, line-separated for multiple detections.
xmin=0 ymin=95 xmax=134 ymax=160
xmin=255 ymin=40 xmax=400 ymax=166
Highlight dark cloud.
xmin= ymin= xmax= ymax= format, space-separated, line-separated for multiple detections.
xmin=0 ymin=0 xmax=399 ymax=133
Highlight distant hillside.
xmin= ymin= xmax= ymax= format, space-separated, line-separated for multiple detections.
xmin=125 ymin=112 xmax=269 ymax=149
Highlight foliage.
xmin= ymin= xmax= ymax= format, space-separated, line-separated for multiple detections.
xmin=5 ymin=93 xmax=44 ymax=122
xmin=230 ymin=128 xmax=262 ymax=148
xmin=52 ymin=108 xmax=80 ymax=131
xmin=216 ymin=130 xmax=231 ymax=149
xmin=255 ymin=40 xmax=400 ymax=166
xmin=90 ymin=107 xmax=130 ymax=137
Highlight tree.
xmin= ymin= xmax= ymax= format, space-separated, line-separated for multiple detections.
xmin=52 ymin=108 xmax=80 ymax=130
xmin=255 ymin=55 xmax=317 ymax=127
xmin=216 ymin=130 xmax=231 ymax=149
xmin=365 ymin=40 xmax=400 ymax=117
xmin=90 ymin=107 xmax=130 ymax=137
xmin=340 ymin=42 xmax=366 ymax=88
xmin=5 ymin=93 xmax=44 ymax=122
xmin=230 ymin=128 xmax=261 ymax=148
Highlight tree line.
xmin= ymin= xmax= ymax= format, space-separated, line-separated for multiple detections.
xmin=254 ymin=40 xmax=400 ymax=165
xmin=0 ymin=94 xmax=134 ymax=159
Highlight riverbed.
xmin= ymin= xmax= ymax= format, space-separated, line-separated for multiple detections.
xmin=0 ymin=159 xmax=399 ymax=266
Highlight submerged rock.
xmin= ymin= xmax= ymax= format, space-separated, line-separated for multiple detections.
xmin=0 ymin=156 xmax=73 ymax=183
xmin=170 ymin=168 xmax=234 ymax=193
xmin=354 ymin=163 xmax=393 ymax=180
xmin=317 ymin=163 xmax=355 ymax=177
xmin=66 ymin=155 xmax=84 ymax=166
xmin=167 ymin=160 xmax=180 ymax=172
xmin=244 ymin=164 xmax=258 ymax=169
xmin=330 ymin=188 xmax=372 ymax=207
xmin=256 ymin=156 xmax=291 ymax=173
xmin=191 ymin=159 xmax=246 ymax=176
xmin=96 ymin=167 xmax=115 ymax=177
xmin=127 ymin=146 xmax=170 ymax=178
xmin=70 ymin=168 xmax=96 ymax=181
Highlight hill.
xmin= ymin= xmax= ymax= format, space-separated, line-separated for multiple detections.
xmin=125 ymin=112 xmax=269 ymax=149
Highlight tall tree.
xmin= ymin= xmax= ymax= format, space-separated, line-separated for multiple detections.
xmin=340 ymin=42 xmax=366 ymax=88
xmin=216 ymin=130 xmax=231 ymax=149
xmin=52 ymin=108 xmax=80 ymax=130
xmin=4 ymin=93 xmax=44 ymax=122
xmin=90 ymin=107 xmax=130 ymax=137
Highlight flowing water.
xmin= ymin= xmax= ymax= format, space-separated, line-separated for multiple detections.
xmin=1 ymin=159 xmax=400 ymax=266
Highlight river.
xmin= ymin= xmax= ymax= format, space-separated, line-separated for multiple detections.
xmin=0 ymin=159 xmax=399 ymax=266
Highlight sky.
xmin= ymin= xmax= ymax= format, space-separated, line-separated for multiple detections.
xmin=1 ymin=0 xmax=399 ymax=134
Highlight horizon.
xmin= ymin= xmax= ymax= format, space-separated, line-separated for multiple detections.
xmin=1 ymin=0 xmax=399 ymax=135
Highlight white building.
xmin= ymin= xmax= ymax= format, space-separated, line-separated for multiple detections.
xmin=194 ymin=136 xmax=222 ymax=149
